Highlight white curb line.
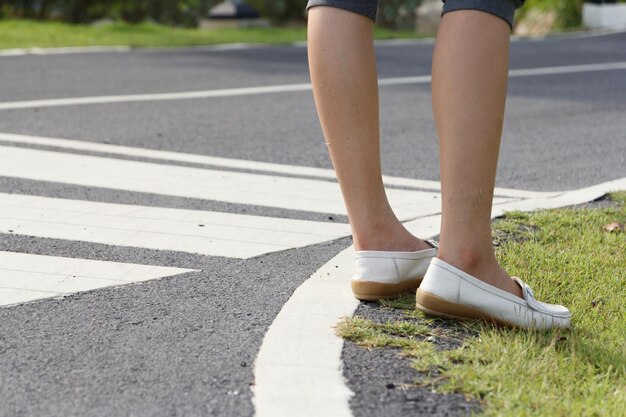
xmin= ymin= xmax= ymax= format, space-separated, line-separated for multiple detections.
xmin=252 ymin=177 xmax=626 ymax=417
xmin=253 ymin=245 xmax=356 ymax=417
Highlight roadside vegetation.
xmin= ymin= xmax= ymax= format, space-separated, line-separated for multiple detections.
xmin=0 ymin=19 xmax=420 ymax=50
xmin=2 ymin=1 xmax=619 ymax=50
xmin=0 ymin=0 xmax=421 ymax=50
xmin=515 ymin=0 xmax=584 ymax=30
xmin=519 ymin=0 xmax=626 ymax=28
xmin=338 ymin=192 xmax=626 ymax=416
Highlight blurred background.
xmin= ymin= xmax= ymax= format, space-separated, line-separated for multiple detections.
xmin=2 ymin=0 xmax=625 ymax=47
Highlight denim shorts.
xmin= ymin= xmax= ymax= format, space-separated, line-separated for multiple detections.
xmin=306 ymin=0 xmax=524 ymax=28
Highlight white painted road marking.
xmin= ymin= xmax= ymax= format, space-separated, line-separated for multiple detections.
xmin=253 ymin=177 xmax=626 ymax=417
xmin=0 ymin=193 xmax=352 ymax=259
xmin=0 ymin=61 xmax=625 ymax=110
xmin=378 ymin=61 xmax=626 ymax=86
xmin=253 ymin=212 xmax=444 ymax=417
xmin=0 ymin=83 xmax=313 ymax=110
xmin=0 ymin=45 xmax=132 ymax=57
xmin=0 ymin=251 xmax=196 ymax=307
xmin=0 ymin=145 xmax=450 ymax=219
xmin=0 ymin=132 xmax=549 ymax=198
xmin=0 ymin=135 xmax=555 ymax=313
xmin=254 ymin=245 xmax=356 ymax=417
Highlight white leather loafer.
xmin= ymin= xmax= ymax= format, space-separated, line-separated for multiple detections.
xmin=351 ymin=241 xmax=437 ymax=301
xmin=415 ymin=258 xmax=571 ymax=329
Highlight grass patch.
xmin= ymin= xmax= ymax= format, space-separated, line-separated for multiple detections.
xmin=338 ymin=192 xmax=626 ymax=416
xmin=0 ymin=19 xmax=421 ymax=50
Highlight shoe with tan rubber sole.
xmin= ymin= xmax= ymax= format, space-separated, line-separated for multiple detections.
xmin=415 ymin=258 xmax=571 ymax=329
xmin=351 ymin=241 xmax=437 ymax=301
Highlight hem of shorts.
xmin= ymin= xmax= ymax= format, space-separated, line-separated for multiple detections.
xmin=306 ymin=1 xmax=377 ymax=22
xmin=442 ymin=0 xmax=517 ymax=29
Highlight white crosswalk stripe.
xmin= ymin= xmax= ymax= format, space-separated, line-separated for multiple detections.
xmin=0 ymin=192 xmax=351 ymax=259
xmin=0 ymin=132 xmax=553 ymax=199
xmin=0 ymin=145 xmax=448 ymax=218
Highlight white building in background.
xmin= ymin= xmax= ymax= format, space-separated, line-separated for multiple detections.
xmin=583 ymin=2 xmax=626 ymax=29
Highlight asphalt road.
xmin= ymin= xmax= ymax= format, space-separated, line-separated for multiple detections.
xmin=0 ymin=29 xmax=625 ymax=417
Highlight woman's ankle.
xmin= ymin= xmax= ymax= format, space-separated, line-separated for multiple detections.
xmin=437 ymin=247 xmax=494 ymax=273
xmin=352 ymin=222 xmax=430 ymax=252
xmin=437 ymin=248 xmax=522 ymax=298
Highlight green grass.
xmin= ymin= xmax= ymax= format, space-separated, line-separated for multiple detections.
xmin=0 ymin=19 xmax=420 ymax=50
xmin=338 ymin=192 xmax=626 ymax=417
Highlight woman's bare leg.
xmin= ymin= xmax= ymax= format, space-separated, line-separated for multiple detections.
xmin=307 ymin=6 xmax=431 ymax=252
xmin=433 ymin=10 xmax=522 ymax=297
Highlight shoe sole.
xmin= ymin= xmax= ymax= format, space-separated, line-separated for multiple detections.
xmin=352 ymin=278 xmax=421 ymax=301
xmin=415 ymin=289 xmax=512 ymax=327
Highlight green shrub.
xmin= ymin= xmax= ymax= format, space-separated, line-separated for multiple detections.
xmin=0 ymin=0 xmax=209 ymax=26
xmin=516 ymin=0 xmax=584 ymax=29
xmin=246 ymin=0 xmax=308 ymax=24
xmin=2 ymin=0 xmax=607 ymax=31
